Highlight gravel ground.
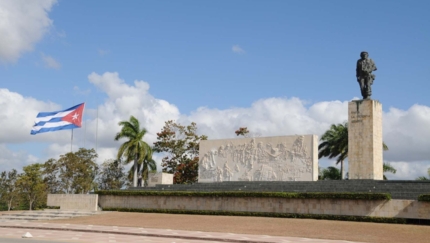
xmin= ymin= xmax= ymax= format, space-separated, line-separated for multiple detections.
xmin=41 ymin=212 xmax=430 ymax=243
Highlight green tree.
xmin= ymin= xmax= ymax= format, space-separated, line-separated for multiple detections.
xmin=126 ymin=158 xmax=157 ymax=187
xmin=383 ymin=163 xmax=397 ymax=180
xmin=56 ymin=148 xmax=99 ymax=194
xmin=153 ymin=120 xmax=207 ymax=184
xmin=318 ymin=122 xmax=348 ymax=179
xmin=319 ymin=166 xmax=341 ymax=180
xmin=416 ymin=168 xmax=430 ymax=180
xmin=319 ymin=122 xmax=390 ymax=180
xmin=98 ymin=159 xmax=127 ymax=190
xmin=0 ymin=169 xmax=19 ymax=211
xmin=16 ymin=164 xmax=46 ymax=211
xmin=235 ymin=127 xmax=250 ymax=137
xmin=42 ymin=158 xmax=62 ymax=193
xmin=115 ymin=116 xmax=153 ymax=187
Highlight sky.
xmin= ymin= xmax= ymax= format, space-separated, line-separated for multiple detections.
xmin=0 ymin=0 xmax=429 ymax=180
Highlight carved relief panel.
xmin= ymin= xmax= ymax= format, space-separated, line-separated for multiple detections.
xmin=198 ymin=135 xmax=318 ymax=182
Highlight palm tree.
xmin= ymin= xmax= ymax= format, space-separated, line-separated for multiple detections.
xmin=115 ymin=116 xmax=152 ymax=187
xmin=127 ymin=158 xmax=157 ymax=187
xmin=319 ymin=122 xmax=390 ymax=180
xmin=416 ymin=168 xmax=430 ymax=181
xmin=318 ymin=122 xmax=348 ymax=179
xmin=383 ymin=163 xmax=396 ymax=180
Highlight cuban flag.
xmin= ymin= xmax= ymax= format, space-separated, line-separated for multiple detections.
xmin=31 ymin=103 xmax=85 ymax=135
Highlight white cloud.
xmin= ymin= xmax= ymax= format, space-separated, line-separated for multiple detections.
xmin=0 ymin=144 xmax=39 ymax=173
xmin=0 ymin=88 xmax=61 ymax=144
xmin=98 ymin=49 xmax=109 ymax=56
xmin=0 ymin=0 xmax=57 ymax=63
xmin=0 ymin=72 xmax=429 ymax=180
xmin=73 ymin=86 xmax=91 ymax=95
xmin=232 ymin=45 xmax=245 ymax=54
xmin=87 ymin=72 xmax=181 ymax=147
xmin=383 ymin=104 xmax=430 ymax=162
xmin=41 ymin=52 xmax=61 ymax=69
xmin=56 ymin=30 xmax=66 ymax=38
xmin=185 ymin=97 xmax=348 ymax=140
xmin=384 ymin=161 xmax=429 ymax=180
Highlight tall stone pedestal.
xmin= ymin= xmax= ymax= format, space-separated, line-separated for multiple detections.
xmin=348 ymin=100 xmax=383 ymax=180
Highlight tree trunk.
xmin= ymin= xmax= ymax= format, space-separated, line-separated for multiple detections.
xmin=7 ymin=200 xmax=12 ymax=211
xmin=133 ymin=159 xmax=138 ymax=187
xmin=29 ymin=199 xmax=33 ymax=211
xmin=340 ymin=160 xmax=344 ymax=180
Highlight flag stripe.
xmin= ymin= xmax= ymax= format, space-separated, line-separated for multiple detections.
xmin=34 ymin=110 xmax=73 ymax=123
xmin=32 ymin=121 xmax=74 ymax=131
xmin=34 ymin=117 xmax=66 ymax=126
xmin=30 ymin=124 xmax=80 ymax=135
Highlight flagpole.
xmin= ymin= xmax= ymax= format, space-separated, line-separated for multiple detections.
xmin=84 ymin=120 xmax=87 ymax=148
xmin=82 ymin=102 xmax=86 ymax=149
xmin=71 ymin=129 xmax=74 ymax=153
xmin=95 ymin=106 xmax=98 ymax=154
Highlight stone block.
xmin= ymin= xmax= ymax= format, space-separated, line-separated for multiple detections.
xmin=47 ymin=194 xmax=98 ymax=211
xmin=147 ymin=172 xmax=173 ymax=187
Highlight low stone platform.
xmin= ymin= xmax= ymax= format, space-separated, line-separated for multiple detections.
xmin=0 ymin=209 xmax=105 ymax=222
xmin=130 ymin=180 xmax=430 ymax=200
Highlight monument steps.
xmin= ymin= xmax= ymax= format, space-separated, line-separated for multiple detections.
xmin=0 ymin=210 xmax=103 ymax=221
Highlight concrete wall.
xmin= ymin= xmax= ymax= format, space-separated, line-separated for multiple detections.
xmin=99 ymin=195 xmax=430 ymax=220
xmin=199 ymin=135 xmax=318 ymax=182
xmin=47 ymin=194 xmax=98 ymax=211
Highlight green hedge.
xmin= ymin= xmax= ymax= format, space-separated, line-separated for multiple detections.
xmin=44 ymin=206 xmax=60 ymax=209
xmin=418 ymin=194 xmax=430 ymax=202
xmin=102 ymin=207 xmax=406 ymax=224
xmin=97 ymin=190 xmax=391 ymax=200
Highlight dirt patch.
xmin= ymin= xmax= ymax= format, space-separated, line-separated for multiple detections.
xmin=41 ymin=212 xmax=430 ymax=243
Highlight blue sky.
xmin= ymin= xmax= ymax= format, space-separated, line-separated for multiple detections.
xmin=0 ymin=0 xmax=429 ymax=179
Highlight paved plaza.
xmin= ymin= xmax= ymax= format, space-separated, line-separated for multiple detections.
xmin=0 ymin=211 xmax=429 ymax=243
xmin=0 ymin=221 xmax=360 ymax=243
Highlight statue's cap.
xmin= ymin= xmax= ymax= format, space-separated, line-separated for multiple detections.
xmin=360 ymin=51 xmax=368 ymax=55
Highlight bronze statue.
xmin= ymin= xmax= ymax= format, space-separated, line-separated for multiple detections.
xmin=356 ymin=51 xmax=377 ymax=99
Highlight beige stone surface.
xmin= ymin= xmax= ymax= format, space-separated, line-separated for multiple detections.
xmin=348 ymin=100 xmax=383 ymax=180
xmin=147 ymin=172 xmax=173 ymax=187
xmin=47 ymin=194 xmax=98 ymax=211
xmin=199 ymin=135 xmax=318 ymax=182
xmin=43 ymin=212 xmax=430 ymax=243
xmin=98 ymin=195 xmax=430 ymax=220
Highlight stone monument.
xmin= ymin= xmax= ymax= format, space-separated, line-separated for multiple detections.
xmin=147 ymin=172 xmax=173 ymax=187
xmin=348 ymin=51 xmax=383 ymax=180
xmin=198 ymin=135 xmax=318 ymax=182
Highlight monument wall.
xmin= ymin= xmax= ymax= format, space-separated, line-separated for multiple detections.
xmin=198 ymin=135 xmax=318 ymax=182
xmin=99 ymin=195 xmax=430 ymax=220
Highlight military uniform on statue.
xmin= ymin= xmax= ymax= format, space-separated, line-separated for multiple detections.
xmin=356 ymin=51 xmax=377 ymax=100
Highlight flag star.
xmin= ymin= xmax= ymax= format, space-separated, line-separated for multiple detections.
xmin=72 ymin=113 xmax=79 ymax=120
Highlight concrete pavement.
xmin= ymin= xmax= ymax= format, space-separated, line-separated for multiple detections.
xmin=0 ymin=221 xmax=362 ymax=243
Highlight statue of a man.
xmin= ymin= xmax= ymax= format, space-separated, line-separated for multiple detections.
xmin=356 ymin=51 xmax=377 ymax=99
